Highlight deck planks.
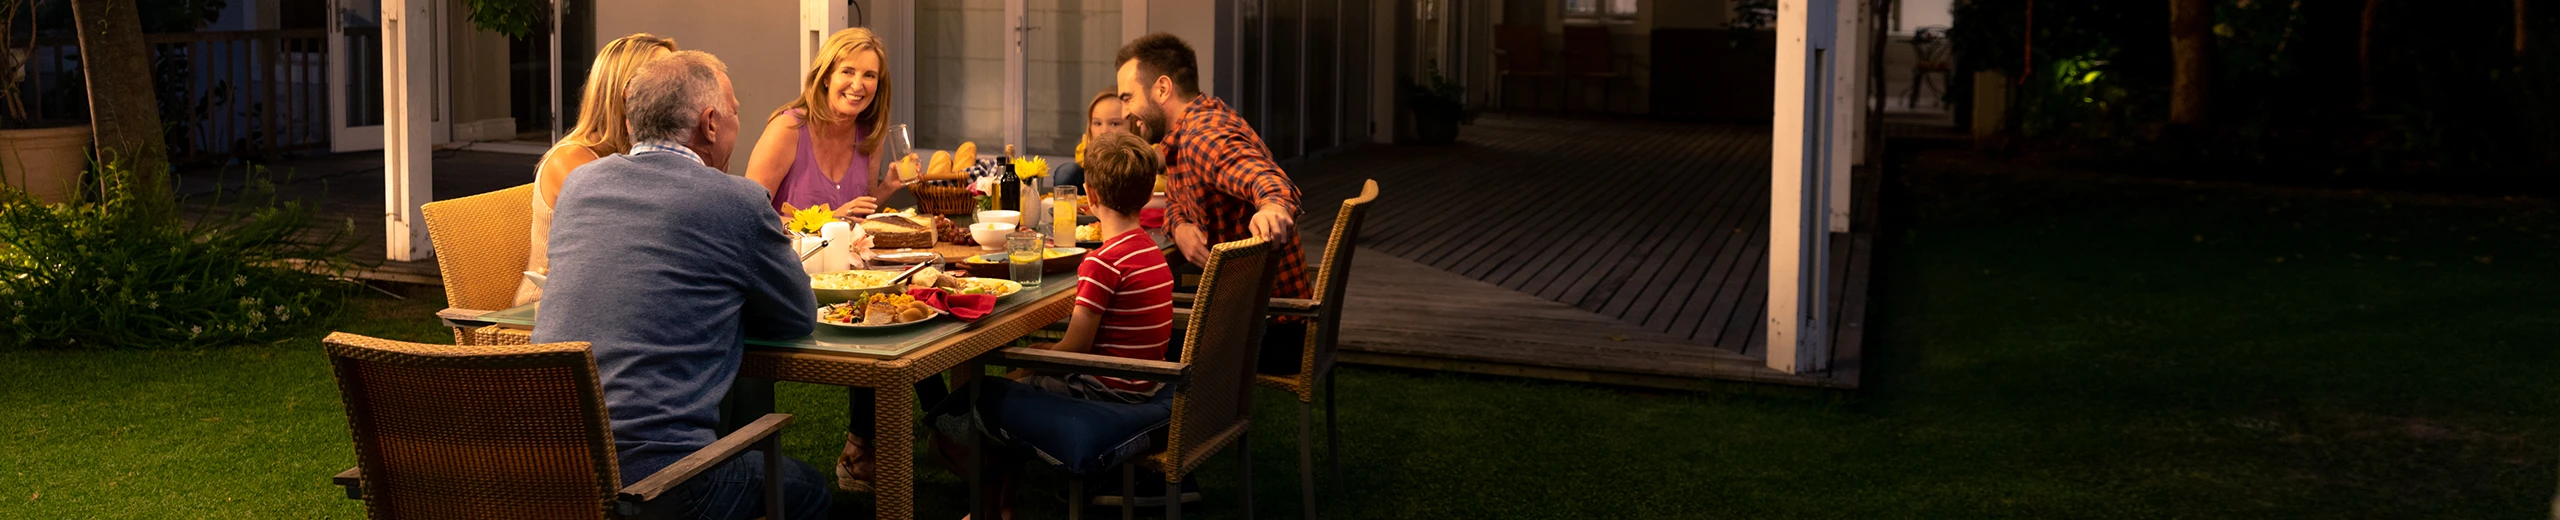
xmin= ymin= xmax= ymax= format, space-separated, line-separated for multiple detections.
xmin=1279 ymin=115 xmax=1871 ymax=388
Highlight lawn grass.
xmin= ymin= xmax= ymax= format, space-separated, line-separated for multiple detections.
xmin=2 ymin=149 xmax=2554 ymax=518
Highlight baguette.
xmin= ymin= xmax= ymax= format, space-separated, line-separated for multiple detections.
xmin=954 ymin=142 xmax=978 ymax=170
xmin=928 ymin=150 xmax=955 ymax=179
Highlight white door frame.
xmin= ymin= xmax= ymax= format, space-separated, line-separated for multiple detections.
xmin=1004 ymin=0 xmax=1030 ymax=150
xmin=330 ymin=0 xmax=446 ymax=154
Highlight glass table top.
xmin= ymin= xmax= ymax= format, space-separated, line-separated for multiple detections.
xmin=476 ymin=274 xmax=1073 ymax=359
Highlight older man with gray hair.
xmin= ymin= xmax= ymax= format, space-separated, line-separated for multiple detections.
xmin=533 ymin=50 xmax=830 ymax=519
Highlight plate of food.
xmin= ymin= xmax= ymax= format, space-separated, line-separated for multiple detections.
xmin=818 ymin=293 xmax=943 ymax=329
xmin=954 ymin=277 xmax=1022 ymax=298
xmin=960 ymin=247 xmax=1086 ymax=274
xmin=811 ymin=270 xmax=906 ymax=303
xmin=906 ymin=266 xmax=1022 ymax=299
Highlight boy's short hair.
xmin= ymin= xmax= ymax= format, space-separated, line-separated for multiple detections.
xmin=1082 ymin=132 xmax=1160 ymax=216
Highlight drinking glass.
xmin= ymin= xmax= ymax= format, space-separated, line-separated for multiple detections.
xmin=884 ymin=124 xmax=916 ymax=181
xmin=1007 ymin=231 xmax=1044 ymax=288
xmin=1051 ymin=186 xmax=1079 ymax=246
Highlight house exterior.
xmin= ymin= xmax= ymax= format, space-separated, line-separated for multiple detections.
xmin=358 ymin=0 xmax=1867 ymax=375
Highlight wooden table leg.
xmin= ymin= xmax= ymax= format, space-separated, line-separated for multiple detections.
xmin=876 ymin=384 xmax=917 ymax=520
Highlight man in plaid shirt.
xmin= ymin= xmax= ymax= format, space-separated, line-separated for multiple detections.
xmin=1116 ymin=33 xmax=1312 ymax=377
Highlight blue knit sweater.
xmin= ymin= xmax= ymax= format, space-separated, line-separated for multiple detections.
xmin=531 ymin=152 xmax=815 ymax=486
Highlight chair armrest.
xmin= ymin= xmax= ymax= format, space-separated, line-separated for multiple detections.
xmin=992 ymin=347 xmax=1189 ymax=383
xmin=1169 ymin=296 xmax=1322 ymax=319
xmin=617 ymin=413 xmax=794 ymax=504
xmin=1266 ymin=298 xmax=1322 ymax=318
xmin=333 ymin=467 xmax=363 ymax=500
xmin=437 ymin=308 xmax=496 ymax=329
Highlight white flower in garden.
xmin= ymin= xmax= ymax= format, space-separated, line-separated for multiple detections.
xmin=147 ymin=301 xmax=158 ymax=309
xmin=234 ymin=275 xmax=247 ymax=287
xmin=189 ymin=326 xmax=203 ymax=338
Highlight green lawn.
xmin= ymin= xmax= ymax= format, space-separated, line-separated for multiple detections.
xmin=4 ymin=150 xmax=2555 ymax=518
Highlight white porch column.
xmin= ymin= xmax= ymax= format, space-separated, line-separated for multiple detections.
xmin=382 ymin=0 xmax=433 ymax=262
xmin=1769 ymin=0 xmax=1837 ymax=374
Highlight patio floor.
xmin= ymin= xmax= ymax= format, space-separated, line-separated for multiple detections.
xmin=1287 ymin=115 xmax=1871 ymax=389
xmin=206 ymin=115 xmax=1870 ymax=390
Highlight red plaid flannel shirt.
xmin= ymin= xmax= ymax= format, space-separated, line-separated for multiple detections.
xmin=1162 ymin=95 xmax=1310 ymax=303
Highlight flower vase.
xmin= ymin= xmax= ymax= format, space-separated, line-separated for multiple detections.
xmin=1019 ymin=179 xmax=1043 ymax=239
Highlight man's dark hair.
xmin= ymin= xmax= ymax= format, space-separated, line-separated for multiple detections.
xmin=1082 ymin=132 xmax=1162 ymax=217
xmin=1115 ymin=32 xmax=1199 ymax=96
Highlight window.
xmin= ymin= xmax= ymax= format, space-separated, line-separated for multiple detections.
xmin=1564 ymin=0 xmax=1638 ymax=21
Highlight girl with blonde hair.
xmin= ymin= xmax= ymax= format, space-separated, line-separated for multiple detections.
xmin=745 ymin=27 xmax=918 ymax=219
xmin=516 ymin=33 xmax=678 ymax=305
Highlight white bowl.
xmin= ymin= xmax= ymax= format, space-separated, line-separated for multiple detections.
xmin=975 ymin=210 xmax=1020 ymax=226
xmin=969 ymin=222 xmax=1016 ymax=250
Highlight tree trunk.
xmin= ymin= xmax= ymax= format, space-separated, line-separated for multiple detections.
xmin=2169 ymin=0 xmax=2213 ymax=127
xmin=2359 ymin=0 xmax=2380 ymax=109
xmin=2518 ymin=0 xmax=2529 ymax=59
xmin=71 ymin=0 xmax=170 ymax=213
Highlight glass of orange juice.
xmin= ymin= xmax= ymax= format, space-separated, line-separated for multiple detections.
xmin=1051 ymin=186 xmax=1079 ymax=247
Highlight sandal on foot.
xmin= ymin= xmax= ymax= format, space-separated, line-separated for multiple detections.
xmin=836 ymin=435 xmax=876 ymax=493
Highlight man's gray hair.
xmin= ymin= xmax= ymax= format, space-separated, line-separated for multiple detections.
xmin=624 ymin=50 xmax=730 ymax=144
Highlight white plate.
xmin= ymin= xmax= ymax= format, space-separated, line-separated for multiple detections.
xmin=955 ymin=277 xmax=1022 ymax=299
xmin=817 ymin=308 xmax=944 ymax=330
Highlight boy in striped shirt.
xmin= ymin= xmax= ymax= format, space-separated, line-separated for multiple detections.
xmin=925 ymin=133 xmax=1180 ymax=518
xmin=1010 ymin=131 xmax=1174 ymax=402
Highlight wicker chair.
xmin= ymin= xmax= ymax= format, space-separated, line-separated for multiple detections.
xmin=1169 ymin=180 xmax=1375 ymax=519
xmin=320 ymin=332 xmax=796 ymax=519
xmin=1263 ymin=179 xmax=1374 ymax=518
xmin=990 ymin=236 xmax=1276 ymax=520
xmin=419 ymin=184 xmax=537 ymax=346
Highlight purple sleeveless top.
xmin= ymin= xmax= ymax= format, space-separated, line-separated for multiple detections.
xmin=771 ymin=109 xmax=873 ymax=213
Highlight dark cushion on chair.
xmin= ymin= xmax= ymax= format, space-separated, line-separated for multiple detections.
xmin=931 ymin=378 xmax=1176 ymax=476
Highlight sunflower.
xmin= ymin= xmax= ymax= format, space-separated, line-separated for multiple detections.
xmin=1013 ymin=155 xmax=1052 ymax=180
xmin=787 ymin=204 xmax=834 ymax=234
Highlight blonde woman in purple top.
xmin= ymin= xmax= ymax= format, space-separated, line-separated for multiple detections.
xmin=742 ymin=26 xmax=936 ymax=494
xmin=745 ymin=27 xmax=918 ymax=218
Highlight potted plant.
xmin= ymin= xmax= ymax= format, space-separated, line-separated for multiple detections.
xmin=1406 ymin=65 xmax=1473 ymax=145
xmin=0 ymin=0 xmax=92 ymax=204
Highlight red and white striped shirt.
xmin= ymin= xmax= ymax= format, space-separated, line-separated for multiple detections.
xmin=1075 ymin=228 xmax=1174 ymax=392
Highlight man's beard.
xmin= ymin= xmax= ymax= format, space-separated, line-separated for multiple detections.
xmin=1128 ymin=101 xmax=1170 ymax=145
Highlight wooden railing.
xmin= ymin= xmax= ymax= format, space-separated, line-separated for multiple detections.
xmin=26 ymin=29 xmax=331 ymax=164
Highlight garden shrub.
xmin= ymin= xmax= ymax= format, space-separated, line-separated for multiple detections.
xmin=0 ymin=157 xmax=357 ymax=349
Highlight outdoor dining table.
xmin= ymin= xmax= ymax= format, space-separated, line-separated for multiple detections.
xmin=439 ymin=265 xmax=1075 ymax=520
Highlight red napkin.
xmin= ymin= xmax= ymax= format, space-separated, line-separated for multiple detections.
xmin=1139 ymin=208 xmax=1166 ymax=229
xmin=906 ymin=287 xmax=997 ymax=321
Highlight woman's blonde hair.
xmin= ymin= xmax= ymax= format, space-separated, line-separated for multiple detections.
xmin=559 ymin=33 xmax=677 ymax=153
xmin=772 ymin=27 xmax=891 ymax=157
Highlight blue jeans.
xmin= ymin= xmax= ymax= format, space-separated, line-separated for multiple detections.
xmin=632 ymin=450 xmax=832 ymax=520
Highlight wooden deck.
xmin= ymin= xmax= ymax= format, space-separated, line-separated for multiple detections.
xmin=218 ymin=114 xmax=1873 ymax=390
xmin=1285 ymin=115 xmax=1872 ymax=389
